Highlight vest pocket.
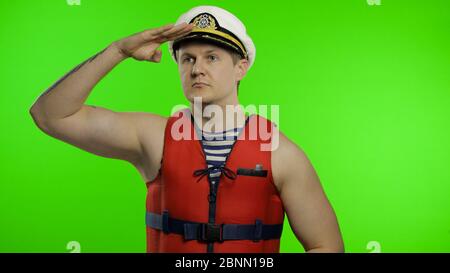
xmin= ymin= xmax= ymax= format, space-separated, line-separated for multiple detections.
xmin=236 ymin=168 xmax=268 ymax=177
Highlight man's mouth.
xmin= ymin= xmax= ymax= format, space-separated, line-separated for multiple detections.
xmin=192 ymin=82 xmax=210 ymax=88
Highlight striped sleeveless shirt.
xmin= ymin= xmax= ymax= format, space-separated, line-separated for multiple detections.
xmin=192 ymin=116 xmax=248 ymax=185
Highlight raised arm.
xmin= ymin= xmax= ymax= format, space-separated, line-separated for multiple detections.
xmin=29 ymin=23 xmax=194 ymax=166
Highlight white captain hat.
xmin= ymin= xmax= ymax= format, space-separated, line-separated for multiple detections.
xmin=168 ymin=6 xmax=256 ymax=70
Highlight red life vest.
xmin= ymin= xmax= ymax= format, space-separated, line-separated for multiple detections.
xmin=145 ymin=109 xmax=285 ymax=253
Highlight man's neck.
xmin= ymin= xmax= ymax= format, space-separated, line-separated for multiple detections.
xmin=191 ymin=102 xmax=247 ymax=133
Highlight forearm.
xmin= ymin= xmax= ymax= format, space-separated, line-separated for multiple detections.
xmin=30 ymin=43 xmax=126 ymax=120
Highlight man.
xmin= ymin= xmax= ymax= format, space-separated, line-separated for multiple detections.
xmin=29 ymin=5 xmax=344 ymax=253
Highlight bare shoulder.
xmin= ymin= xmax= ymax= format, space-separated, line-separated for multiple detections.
xmin=133 ymin=111 xmax=168 ymax=143
xmin=271 ymin=128 xmax=316 ymax=194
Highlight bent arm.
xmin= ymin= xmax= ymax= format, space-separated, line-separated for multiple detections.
xmin=28 ymin=44 xmax=150 ymax=165
xmin=30 ymin=44 xmax=126 ymax=120
xmin=29 ymin=24 xmax=192 ymax=173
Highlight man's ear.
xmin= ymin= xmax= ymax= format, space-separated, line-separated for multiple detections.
xmin=236 ymin=58 xmax=250 ymax=81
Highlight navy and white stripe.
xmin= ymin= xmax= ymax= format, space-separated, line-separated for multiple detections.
xmin=200 ymin=127 xmax=243 ymax=184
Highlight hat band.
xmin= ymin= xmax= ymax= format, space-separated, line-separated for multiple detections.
xmin=190 ymin=28 xmax=248 ymax=59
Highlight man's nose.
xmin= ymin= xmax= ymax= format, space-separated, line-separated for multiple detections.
xmin=191 ymin=60 xmax=206 ymax=76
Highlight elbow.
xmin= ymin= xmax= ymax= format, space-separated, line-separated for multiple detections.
xmin=29 ymin=101 xmax=43 ymax=119
xmin=29 ymin=105 xmax=50 ymax=133
xmin=327 ymin=244 xmax=345 ymax=253
xmin=29 ymin=105 xmax=40 ymax=125
xmin=306 ymin=246 xmax=345 ymax=253
xmin=305 ymin=240 xmax=345 ymax=253
xmin=327 ymin=240 xmax=345 ymax=253
xmin=29 ymin=107 xmax=38 ymax=120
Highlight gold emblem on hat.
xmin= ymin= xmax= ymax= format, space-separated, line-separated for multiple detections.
xmin=187 ymin=13 xmax=248 ymax=60
xmin=192 ymin=14 xmax=217 ymax=31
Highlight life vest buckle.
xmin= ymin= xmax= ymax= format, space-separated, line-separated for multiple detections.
xmin=199 ymin=223 xmax=223 ymax=242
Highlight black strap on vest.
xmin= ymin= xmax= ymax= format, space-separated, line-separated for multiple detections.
xmin=193 ymin=165 xmax=237 ymax=182
xmin=146 ymin=211 xmax=283 ymax=242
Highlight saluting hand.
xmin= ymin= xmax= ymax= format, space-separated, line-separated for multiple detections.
xmin=112 ymin=22 xmax=194 ymax=62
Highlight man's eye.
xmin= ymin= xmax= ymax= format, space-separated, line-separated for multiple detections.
xmin=183 ymin=57 xmax=194 ymax=63
xmin=208 ymin=55 xmax=217 ymax=61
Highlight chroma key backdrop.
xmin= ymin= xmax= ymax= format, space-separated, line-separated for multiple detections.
xmin=1 ymin=0 xmax=449 ymax=253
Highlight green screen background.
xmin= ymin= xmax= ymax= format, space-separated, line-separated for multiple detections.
xmin=1 ymin=0 xmax=449 ymax=253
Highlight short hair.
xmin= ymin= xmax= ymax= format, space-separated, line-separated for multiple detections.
xmin=224 ymin=48 xmax=244 ymax=95
xmin=176 ymin=41 xmax=245 ymax=95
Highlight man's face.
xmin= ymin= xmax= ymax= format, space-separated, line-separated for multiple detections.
xmin=177 ymin=41 xmax=246 ymax=104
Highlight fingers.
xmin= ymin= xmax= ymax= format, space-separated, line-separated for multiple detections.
xmin=146 ymin=22 xmax=194 ymax=43
xmin=165 ymin=23 xmax=195 ymax=41
xmin=119 ymin=22 xmax=194 ymax=54
xmin=160 ymin=22 xmax=194 ymax=38
xmin=121 ymin=23 xmax=175 ymax=48
xmin=136 ymin=23 xmax=176 ymax=43
xmin=149 ymin=49 xmax=162 ymax=63
xmin=147 ymin=23 xmax=177 ymax=36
